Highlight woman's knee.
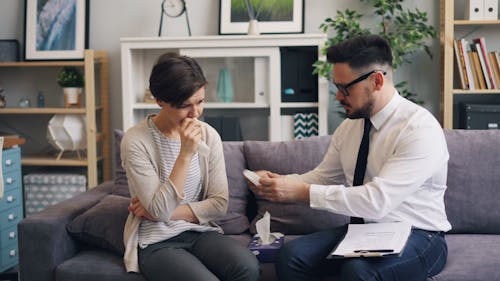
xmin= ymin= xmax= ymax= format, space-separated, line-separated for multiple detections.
xmin=225 ymin=251 xmax=260 ymax=281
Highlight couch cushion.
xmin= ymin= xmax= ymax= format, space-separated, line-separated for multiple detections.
xmin=112 ymin=129 xmax=130 ymax=197
xmin=444 ymin=129 xmax=500 ymax=234
xmin=56 ymin=249 xmax=146 ymax=281
xmin=67 ymin=194 xmax=129 ymax=255
xmin=433 ymin=234 xmax=500 ymax=281
xmin=213 ymin=142 xmax=251 ymax=234
xmin=245 ymin=135 xmax=349 ymax=235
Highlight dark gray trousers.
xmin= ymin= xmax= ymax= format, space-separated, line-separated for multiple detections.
xmin=138 ymin=231 xmax=259 ymax=281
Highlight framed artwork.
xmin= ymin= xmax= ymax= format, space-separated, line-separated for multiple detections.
xmin=219 ymin=0 xmax=304 ymax=35
xmin=24 ymin=0 xmax=89 ymax=60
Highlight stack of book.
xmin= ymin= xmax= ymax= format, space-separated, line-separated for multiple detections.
xmin=0 ymin=134 xmax=26 ymax=149
xmin=453 ymin=37 xmax=500 ymax=90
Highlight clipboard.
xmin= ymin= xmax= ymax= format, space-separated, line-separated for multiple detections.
xmin=327 ymin=222 xmax=412 ymax=259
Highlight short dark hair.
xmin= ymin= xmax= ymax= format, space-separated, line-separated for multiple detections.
xmin=326 ymin=34 xmax=393 ymax=70
xmin=149 ymin=52 xmax=207 ymax=108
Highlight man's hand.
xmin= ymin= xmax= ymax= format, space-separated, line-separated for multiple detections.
xmin=128 ymin=197 xmax=156 ymax=221
xmin=248 ymin=171 xmax=310 ymax=203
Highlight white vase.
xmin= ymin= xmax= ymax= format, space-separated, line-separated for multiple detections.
xmin=63 ymin=87 xmax=82 ymax=107
xmin=248 ymin=19 xmax=260 ymax=35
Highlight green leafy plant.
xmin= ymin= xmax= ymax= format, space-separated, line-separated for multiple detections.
xmin=314 ymin=0 xmax=437 ymax=105
xmin=57 ymin=67 xmax=84 ymax=88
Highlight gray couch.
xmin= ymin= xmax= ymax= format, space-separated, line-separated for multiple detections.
xmin=18 ymin=129 xmax=500 ymax=281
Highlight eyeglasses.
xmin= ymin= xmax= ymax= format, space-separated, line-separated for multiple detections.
xmin=332 ymin=70 xmax=387 ymax=97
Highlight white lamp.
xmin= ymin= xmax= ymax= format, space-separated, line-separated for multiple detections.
xmin=47 ymin=114 xmax=86 ymax=160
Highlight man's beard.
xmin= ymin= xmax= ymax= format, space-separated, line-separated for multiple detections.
xmin=344 ymin=88 xmax=374 ymax=119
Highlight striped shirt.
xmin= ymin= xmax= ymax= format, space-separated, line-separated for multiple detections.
xmin=138 ymin=117 xmax=218 ymax=248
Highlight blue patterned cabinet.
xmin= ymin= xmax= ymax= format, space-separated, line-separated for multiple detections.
xmin=0 ymin=146 xmax=23 ymax=272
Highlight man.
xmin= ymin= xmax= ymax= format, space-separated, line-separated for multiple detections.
xmin=248 ymin=34 xmax=451 ymax=281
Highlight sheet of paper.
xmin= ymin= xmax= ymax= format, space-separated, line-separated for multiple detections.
xmin=329 ymin=222 xmax=412 ymax=258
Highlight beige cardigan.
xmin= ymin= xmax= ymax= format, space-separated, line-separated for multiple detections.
xmin=120 ymin=118 xmax=228 ymax=273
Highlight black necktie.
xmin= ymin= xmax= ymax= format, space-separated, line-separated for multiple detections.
xmin=350 ymin=118 xmax=371 ymax=224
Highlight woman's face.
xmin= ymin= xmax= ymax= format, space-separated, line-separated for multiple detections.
xmin=161 ymin=86 xmax=206 ymax=125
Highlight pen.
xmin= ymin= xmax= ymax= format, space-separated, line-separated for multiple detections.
xmin=354 ymin=249 xmax=394 ymax=253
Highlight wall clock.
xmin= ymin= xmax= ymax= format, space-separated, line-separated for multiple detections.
xmin=158 ymin=0 xmax=192 ymax=36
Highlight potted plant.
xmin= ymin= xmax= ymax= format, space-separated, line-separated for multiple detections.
xmin=57 ymin=67 xmax=84 ymax=107
xmin=314 ymin=0 xmax=437 ymax=111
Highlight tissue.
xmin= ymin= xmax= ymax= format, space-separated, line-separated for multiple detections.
xmin=248 ymin=211 xmax=284 ymax=262
xmin=193 ymin=118 xmax=210 ymax=157
xmin=256 ymin=211 xmax=274 ymax=245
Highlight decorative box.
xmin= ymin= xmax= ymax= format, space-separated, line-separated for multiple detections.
xmin=248 ymin=234 xmax=285 ymax=263
xmin=0 ymin=40 xmax=19 ymax=62
xmin=23 ymin=173 xmax=86 ymax=216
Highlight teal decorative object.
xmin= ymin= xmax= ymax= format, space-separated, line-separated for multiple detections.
xmin=217 ymin=68 xmax=234 ymax=102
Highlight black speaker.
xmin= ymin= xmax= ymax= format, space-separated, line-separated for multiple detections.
xmin=460 ymin=103 xmax=500 ymax=129
xmin=280 ymin=46 xmax=318 ymax=102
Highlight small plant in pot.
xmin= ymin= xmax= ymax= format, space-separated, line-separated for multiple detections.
xmin=57 ymin=67 xmax=84 ymax=108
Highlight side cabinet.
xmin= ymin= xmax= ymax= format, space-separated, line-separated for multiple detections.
xmin=0 ymin=146 xmax=23 ymax=272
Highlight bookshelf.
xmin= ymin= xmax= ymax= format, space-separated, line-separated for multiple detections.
xmin=440 ymin=0 xmax=500 ymax=128
xmin=0 ymin=50 xmax=111 ymax=188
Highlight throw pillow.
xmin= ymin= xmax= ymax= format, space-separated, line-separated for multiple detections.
xmin=112 ymin=129 xmax=130 ymax=197
xmin=213 ymin=141 xmax=251 ymax=234
xmin=67 ymin=194 xmax=129 ymax=255
xmin=245 ymin=135 xmax=349 ymax=234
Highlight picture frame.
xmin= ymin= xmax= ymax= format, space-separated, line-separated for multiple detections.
xmin=24 ymin=0 xmax=89 ymax=61
xmin=219 ymin=0 xmax=304 ymax=35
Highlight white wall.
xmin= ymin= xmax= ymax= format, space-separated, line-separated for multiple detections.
xmin=0 ymin=0 xmax=440 ymax=134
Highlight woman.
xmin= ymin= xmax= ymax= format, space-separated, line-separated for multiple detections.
xmin=121 ymin=52 xmax=259 ymax=281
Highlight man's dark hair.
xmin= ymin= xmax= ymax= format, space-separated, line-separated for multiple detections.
xmin=149 ymin=52 xmax=207 ymax=108
xmin=327 ymin=34 xmax=393 ymax=70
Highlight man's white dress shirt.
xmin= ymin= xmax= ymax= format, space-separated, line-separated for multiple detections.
xmin=301 ymin=92 xmax=451 ymax=232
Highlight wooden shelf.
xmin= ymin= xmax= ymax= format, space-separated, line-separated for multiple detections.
xmin=22 ymin=154 xmax=104 ymax=166
xmin=0 ymin=107 xmax=85 ymax=114
xmin=0 ymin=61 xmax=85 ymax=67
xmin=0 ymin=106 xmax=103 ymax=114
xmin=454 ymin=20 xmax=500 ymax=26
xmin=453 ymin=89 xmax=500 ymax=94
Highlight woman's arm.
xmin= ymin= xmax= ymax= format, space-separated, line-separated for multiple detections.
xmin=187 ymin=126 xmax=228 ymax=224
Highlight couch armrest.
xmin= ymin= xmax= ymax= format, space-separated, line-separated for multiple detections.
xmin=18 ymin=181 xmax=113 ymax=281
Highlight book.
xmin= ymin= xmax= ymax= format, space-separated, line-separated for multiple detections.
xmin=488 ymin=52 xmax=500 ymax=88
xmin=453 ymin=40 xmax=467 ymax=89
xmin=328 ymin=222 xmax=412 ymax=258
xmin=472 ymin=43 xmax=492 ymax=89
xmin=473 ymin=38 xmax=496 ymax=89
xmin=460 ymin=39 xmax=475 ymax=90
xmin=470 ymin=50 xmax=486 ymax=89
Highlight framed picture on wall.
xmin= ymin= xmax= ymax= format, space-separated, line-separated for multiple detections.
xmin=219 ymin=0 xmax=304 ymax=35
xmin=24 ymin=0 xmax=89 ymax=60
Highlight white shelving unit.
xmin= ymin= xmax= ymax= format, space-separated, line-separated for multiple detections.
xmin=121 ymin=34 xmax=328 ymax=141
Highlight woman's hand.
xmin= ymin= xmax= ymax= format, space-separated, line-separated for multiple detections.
xmin=128 ymin=197 xmax=157 ymax=221
xmin=179 ymin=118 xmax=202 ymax=156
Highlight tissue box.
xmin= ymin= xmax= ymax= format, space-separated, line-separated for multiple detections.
xmin=248 ymin=234 xmax=285 ymax=263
